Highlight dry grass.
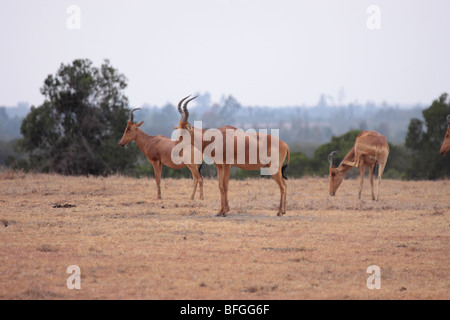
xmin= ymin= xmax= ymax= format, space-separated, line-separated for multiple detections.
xmin=0 ymin=173 xmax=449 ymax=300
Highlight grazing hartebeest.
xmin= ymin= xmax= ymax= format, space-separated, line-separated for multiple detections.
xmin=174 ymin=95 xmax=290 ymax=216
xmin=440 ymin=115 xmax=450 ymax=156
xmin=328 ymin=131 xmax=389 ymax=201
xmin=119 ymin=107 xmax=203 ymax=200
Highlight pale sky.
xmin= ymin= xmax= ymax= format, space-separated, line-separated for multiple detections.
xmin=0 ymin=0 xmax=449 ymax=108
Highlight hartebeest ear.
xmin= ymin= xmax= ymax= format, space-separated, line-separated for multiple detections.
xmin=136 ymin=121 xmax=144 ymax=127
xmin=186 ymin=123 xmax=192 ymax=131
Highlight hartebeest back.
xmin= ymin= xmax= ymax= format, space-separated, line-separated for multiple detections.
xmin=174 ymin=95 xmax=290 ymax=216
xmin=440 ymin=115 xmax=450 ymax=156
xmin=328 ymin=130 xmax=389 ymax=201
xmin=119 ymin=108 xmax=203 ymax=200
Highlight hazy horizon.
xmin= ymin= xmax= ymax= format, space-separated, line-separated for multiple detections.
xmin=1 ymin=0 xmax=449 ymax=108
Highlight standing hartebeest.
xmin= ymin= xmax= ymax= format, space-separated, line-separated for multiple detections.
xmin=119 ymin=107 xmax=203 ymax=200
xmin=440 ymin=115 xmax=450 ymax=156
xmin=328 ymin=131 xmax=389 ymax=201
xmin=173 ymin=95 xmax=290 ymax=216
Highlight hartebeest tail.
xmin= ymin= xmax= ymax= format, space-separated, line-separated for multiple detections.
xmin=281 ymin=146 xmax=290 ymax=180
xmin=440 ymin=115 xmax=450 ymax=156
xmin=175 ymin=94 xmax=290 ymax=216
xmin=328 ymin=131 xmax=389 ymax=201
xmin=119 ymin=108 xmax=203 ymax=200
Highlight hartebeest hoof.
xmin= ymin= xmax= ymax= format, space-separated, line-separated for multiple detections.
xmin=277 ymin=211 xmax=285 ymax=216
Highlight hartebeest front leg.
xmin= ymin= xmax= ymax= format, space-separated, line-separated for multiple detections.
xmin=152 ymin=161 xmax=163 ymax=200
xmin=358 ymin=164 xmax=365 ymax=200
xmin=375 ymin=162 xmax=386 ymax=201
xmin=187 ymin=164 xmax=203 ymax=200
xmin=272 ymin=170 xmax=287 ymax=216
xmin=215 ymin=165 xmax=228 ymax=216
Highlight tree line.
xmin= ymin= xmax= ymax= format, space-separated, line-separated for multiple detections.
xmin=2 ymin=59 xmax=449 ymax=179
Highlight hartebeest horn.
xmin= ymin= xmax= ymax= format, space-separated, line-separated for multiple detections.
xmin=328 ymin=151 xmax=338 ymax=168
xmin=177 ymin=95 xmax=191 ymax=115
xmin=447 ymin=114 xmax=450 ymax=126
xmin=130 ymin=108 xmax=141 ymax=123
xmin=182 ymin=95 xmax=198 ymax=122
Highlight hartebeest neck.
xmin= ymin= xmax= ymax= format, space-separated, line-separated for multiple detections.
xmin=337 ymin=147 xmax=356 ymax=174
xmin=189 ymin=126 xmax=210 ymax=153
xmin=133 ymin=129 xmax=155 ymax=153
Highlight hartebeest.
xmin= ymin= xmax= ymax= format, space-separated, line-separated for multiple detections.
xmin=174 ymin=95 xmax=290 ymax=216
xmin=440 ymin=115 xmax=450 ymax=156
xmin=328 ymin=131 xmax=389 ymax=201
xmin=119 ymin=107 xmax=203 ymax=200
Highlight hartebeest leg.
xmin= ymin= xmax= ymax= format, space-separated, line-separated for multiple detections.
xmin=216 ymin=165 xmax=226 ymax=216
xmin=153 ymin=161 xmax=163 ymax=200
xmin=358 ymin=164 xmax=365 ymax=200
xmin=222 ymin=165 xmax=231 ymax=215
xmin=187 ymin=164 xmax=203 ymax=200
xmin=369 ymin=164 xmax=375 ymax=200
xmin=195 ymin=166 xmax=204 ymax=200
xmin=272 ymin=170 xmax=287 ymax=216
xmin=376 ymin=162 xmax=386 ymax=201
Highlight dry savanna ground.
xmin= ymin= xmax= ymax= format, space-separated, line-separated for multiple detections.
xmin=0 ymin=171 xmax=449 ymax=300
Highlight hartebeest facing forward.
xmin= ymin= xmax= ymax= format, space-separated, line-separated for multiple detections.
xmin=174 ymin=95 xmax=290 ymax=216
xmin=439 ymin=115 xmax=450 ymax=156
xmin=328 ymin=131 xmax=389 ymax=201
xmin=119 ymin=108 xmax=203 ymax=200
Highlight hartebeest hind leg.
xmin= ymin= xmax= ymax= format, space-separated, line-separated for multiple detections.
xmin=272 ymin=169 xmax=287 ymax=216
xmin=223 ymin=165 xmax=231 ymax=214
xmin=216 ymin=165 xmax=226 ymax=216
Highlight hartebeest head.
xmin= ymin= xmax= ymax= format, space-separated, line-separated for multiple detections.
xmin=328 ymin=151 xmax=344 ymax=196
xmin=174 ymin=95 xmax=198 ymax=140
xmin=119 ymin=108 xmax=143 ymax=147
xmin=440 ymin=115 xmax=450 ymax=155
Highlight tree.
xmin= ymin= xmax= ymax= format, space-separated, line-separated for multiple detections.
xmin=405 ymin=93 xmax=450 ymax=179
xmin=17 ymin=59 xmax=139 ymax=175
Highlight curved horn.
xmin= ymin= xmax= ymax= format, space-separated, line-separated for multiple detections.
xmin=447 ymin=114 xmax=450 ymax=125
xmin=182 ymin=95 xmax=198 ymax=122
xmin=328 ymin=151 xmax=338 ymax=168
xmin=177 ymin=95 xmax=191 ymax=115
xmin=130 ymin=108 xmax=141 ymax=123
